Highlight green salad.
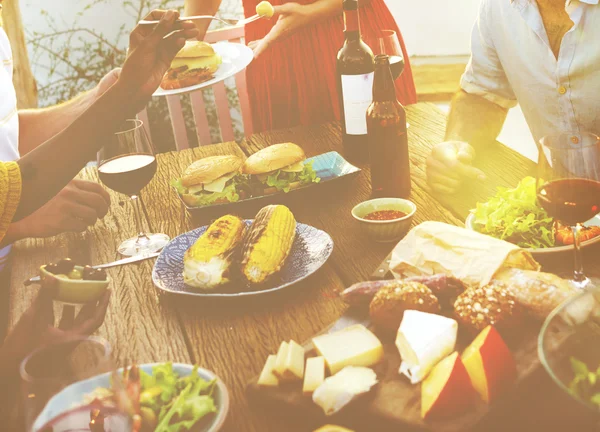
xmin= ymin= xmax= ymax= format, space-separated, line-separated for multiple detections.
xmin=569 ymin=357 xmax=600 ymax=407
xmin=471 ymin=176 xmax=555 ymax=248
xmin=88 ymin=363 xmax=218 ymax=432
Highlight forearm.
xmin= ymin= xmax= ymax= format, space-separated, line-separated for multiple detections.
xmin=445 ymin=90 xmax=508 ymax=150
xmin=15 ymin=80 xmax=138 ymax=220
xmin=18 ymin=90 xmax=96 ymax=155
xmin=0 ymin=222 xmax=27 ymax=248
xmin=185 ymin=0 xmax=223 ymax=40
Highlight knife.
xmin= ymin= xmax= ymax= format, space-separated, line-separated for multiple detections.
xmin=23 ymin=252 xmax=160 ymax=286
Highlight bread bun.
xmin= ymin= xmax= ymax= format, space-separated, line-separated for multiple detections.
xmin=242 ymin=143 xmax=306 ymax=175
xmin=176 ymin=41 xmax=216 ymax=58
xmin=181 ymin=193 xmax=231 ymax=207
xmin=182 ymin=155 xmax=243 ymax=187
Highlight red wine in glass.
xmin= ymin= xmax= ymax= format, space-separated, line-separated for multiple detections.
xmin=537 ymin=132 xmax=600 ymax=288
xmin=98 ymin=154 xmax=157 ymax=197
xmin=537 ymin=178 xmax=600 ymax=226
xmin=388 ymin=55 xmax=405 ymax=80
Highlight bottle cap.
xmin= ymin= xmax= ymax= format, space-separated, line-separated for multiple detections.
xmin=342 ymin=0 xmax=359 ymax=10
xmin=375 ymin=54 xmax=390 ymax=65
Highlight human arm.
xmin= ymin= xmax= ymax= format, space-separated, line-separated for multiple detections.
xmin=12 ymin=11 xmax=198 ymax=221
xmin=17 ymin=69 xmax=121 ymax=156
xmin=250 ymin=0 xmax=370 ymax=58
xmin=0 ymin=179 xmax=111 ymax=247
xmin=184 ymin=0 xmax=223 ymax=40
xmin=426 ymin=0 xmax=515 ymax=194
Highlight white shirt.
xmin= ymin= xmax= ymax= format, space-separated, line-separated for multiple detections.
xmin=461 ymin=0 xmax=600 ymax=144
xmin=0 ymin=27 xmax=20 ymax=270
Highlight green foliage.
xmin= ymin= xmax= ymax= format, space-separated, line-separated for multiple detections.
xmin=27 ymin=0 xmax=245 ymax=152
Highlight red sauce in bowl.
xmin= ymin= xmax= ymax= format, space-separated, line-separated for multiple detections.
xmin=364 ymin=210 xmax=407 ymax=221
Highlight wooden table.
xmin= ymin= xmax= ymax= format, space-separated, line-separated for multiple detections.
xmin=8 ymin=103 xmax=600 ymax=431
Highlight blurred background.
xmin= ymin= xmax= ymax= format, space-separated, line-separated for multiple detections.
xmin=8 ymin=0 xmax=536 ymax=159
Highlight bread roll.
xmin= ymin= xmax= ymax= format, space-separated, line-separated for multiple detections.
xmin=242 ymin=143 xmax=306 ymax=175
xmin=182 ymin=155 xmax=243 ymax=187
xmin=176 ymin=41 xmax=216 ymax=58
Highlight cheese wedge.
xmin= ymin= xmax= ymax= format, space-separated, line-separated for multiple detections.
xmin=273 ymin=341 xmax=289 ymax=379
xmin=273 ymin=340 xmax=304 ymax=381
xmin=312 ymin=325 xmax=384 ymax=375
xmin=312 ymin=366 xmax=378 ymax=416
xmin=395 ymin=310 xmax=458 ymax=384
xmin=303 ymin=356 xmax=326 ymax=395
xmin=281 ymin=161 xmax=305 ymax=172
xmin=257 ymin=355 xmax=279 ymax=387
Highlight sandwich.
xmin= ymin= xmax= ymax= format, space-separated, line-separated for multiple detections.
xmin=161 ymin=41 xmax=222 ymax=90
xmin=242 ymin=143 xmax=320 ymax=194
xmin=173 ymin=155 xmax=249 ymax=207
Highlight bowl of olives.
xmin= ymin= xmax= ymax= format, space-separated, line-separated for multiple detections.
xmin=40 ymin=258 xmax=110 ymax=304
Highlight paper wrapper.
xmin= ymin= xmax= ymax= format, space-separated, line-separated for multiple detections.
xmin=390 ymin=221 xmax=540 ymax=288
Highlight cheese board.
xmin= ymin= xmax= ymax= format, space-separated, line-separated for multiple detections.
xmin=246 ymin=222 xmax=573 ymax=432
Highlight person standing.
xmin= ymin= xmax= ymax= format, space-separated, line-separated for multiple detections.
xmin=186 ymin=0 xmax=417 ymax=133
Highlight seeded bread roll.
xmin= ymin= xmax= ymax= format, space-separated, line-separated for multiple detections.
xmin=453 ymin=281 xmax=525 ymax=334
xmin=369 ymin=281 xmax=440 ymax=332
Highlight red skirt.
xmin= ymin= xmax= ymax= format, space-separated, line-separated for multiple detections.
xmin=243 ymin=0 xmax=417 ymax=133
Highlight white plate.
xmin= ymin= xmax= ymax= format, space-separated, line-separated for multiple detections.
xmin=465 ymin=213 xmax=600 ymax=256
xmin=33 ymin=363 xmax=229 ymax=432
xmin=153 ymin=42 xmax=253 ymax=97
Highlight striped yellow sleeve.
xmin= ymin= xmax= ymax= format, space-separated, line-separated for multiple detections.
xmin=0 ymin=162 xmax=22 ymax=242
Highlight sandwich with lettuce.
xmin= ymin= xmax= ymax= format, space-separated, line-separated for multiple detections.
xmin=241 ymin=143 xmax=320 ymax=194
xmin=172 ymin=155 xmax=249 ymax=207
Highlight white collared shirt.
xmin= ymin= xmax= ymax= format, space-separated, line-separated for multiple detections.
xmin=0 ymin=27 xmax=20 ymax=270
xmin=461 ymin=0 xmax=600 ymax=144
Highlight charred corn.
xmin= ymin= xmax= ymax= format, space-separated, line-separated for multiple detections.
xmin=183 ymin=215 xmax=245 ymax=290
xmin=241 ymin=205 xmax=296 ymax=284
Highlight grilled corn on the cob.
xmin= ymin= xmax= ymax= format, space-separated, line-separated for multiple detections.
xmin=241 ymin=205 xmax=296 ymax=284
xmin=183 ymin=215 xmax=245 ymax=290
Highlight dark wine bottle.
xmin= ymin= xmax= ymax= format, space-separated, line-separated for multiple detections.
xmin=336 ymin=0 xmax=374 ymax=165
xmin=367 ymin=55 xmax=411 ymax=198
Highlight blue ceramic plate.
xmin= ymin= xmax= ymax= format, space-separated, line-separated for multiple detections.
xmin=152 ymin=221 xmax=334 ymax=297
xmin=33 ymin=363 xmax=229 ymax=432
xmin=177 ymin=151 xmax=361 ymax=215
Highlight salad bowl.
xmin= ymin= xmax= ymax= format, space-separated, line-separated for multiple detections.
xmin=33 ymin=363 xmax=229 ymax=432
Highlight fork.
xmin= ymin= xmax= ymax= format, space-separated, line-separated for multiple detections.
xmin=138 ymin=14 xmax=262 ymax=27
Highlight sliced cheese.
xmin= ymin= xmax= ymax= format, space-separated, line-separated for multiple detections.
xmin=284 ymin=340 xmax=305 ymax=381
xmin=203 ymin=172 xmax=236 ymax=193
xmin=281 ymin=161 xmax=305 ymax=173
xmin=303 ymin=356 xmax=325 ymax=395
xmin=171 ymin=54 xmax=222 ymax=72
xmin=312 ymin=325 xmax=384 ymax=375
xmin=395 ymin=310 xmax=458 ymax=384
xmin=257 ymin=355 xmax=279 ymax=387
xmin=188 ymin=184 xmax=204 ymax=195
xmin=312 ymin=366 xmax=378 ymax=416
xmin=273 ymin=341 xmax=289 ymax=379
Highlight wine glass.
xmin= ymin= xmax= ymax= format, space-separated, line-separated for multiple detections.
xmin=97 ymin=119 xmax=169 ymax=256
xmin=537 ymin=132 xmax=600 ymax=289
xmin=373 ymin=30 xmax=405 ymax=80
xmin=20 ymin=336 xmax=132 ymax=432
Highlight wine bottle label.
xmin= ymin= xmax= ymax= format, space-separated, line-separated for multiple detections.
xmin=341 ymin=73 xmax=374 ymax=135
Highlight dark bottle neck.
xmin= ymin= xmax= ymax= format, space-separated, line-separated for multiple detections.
xmin=343 ymin=5 xmax=361 ymax=40
xmin=373 ymin=55 xmax=397 ymax=102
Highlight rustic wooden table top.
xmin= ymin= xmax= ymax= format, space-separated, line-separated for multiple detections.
xmin=8 ymin=102 xmax=600 ymax=431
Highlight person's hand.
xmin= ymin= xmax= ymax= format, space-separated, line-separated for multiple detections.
xmin=0 ymin=279 xmax=111 ymax=374
xmin=95 ymin=68 xmax=122 ymax=98
xmin=249 ymin=3 xmax=311 ymax=58
xmin=426 ymin=141 xmax=486 ymax=194
xmin=119 ymin=9 xmax=198 ymax=102
xmin=12 ymin=179 xmax=111 ymax=239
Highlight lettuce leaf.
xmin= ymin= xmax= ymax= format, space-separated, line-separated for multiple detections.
xmin=155 ymin=365 xmax=217 ymax=432
xmin=171 ymin=178 xmax=188 ymax=195
xmin=298 ymin=161 xmax=320 ymax=185
xmin=472 ymin=176 xmax=555 ymax=248
xmin=265 ymin=162 xmax=321 ymax=193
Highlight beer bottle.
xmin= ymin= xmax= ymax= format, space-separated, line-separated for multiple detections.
xmin=366 ymin=55 xmax=411 ymax=198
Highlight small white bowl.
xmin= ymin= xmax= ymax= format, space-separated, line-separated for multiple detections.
xmin=40 ymin=265 xmax=110 ymax=304
xmin=351 ymin=198 xmax=417 ymax=243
